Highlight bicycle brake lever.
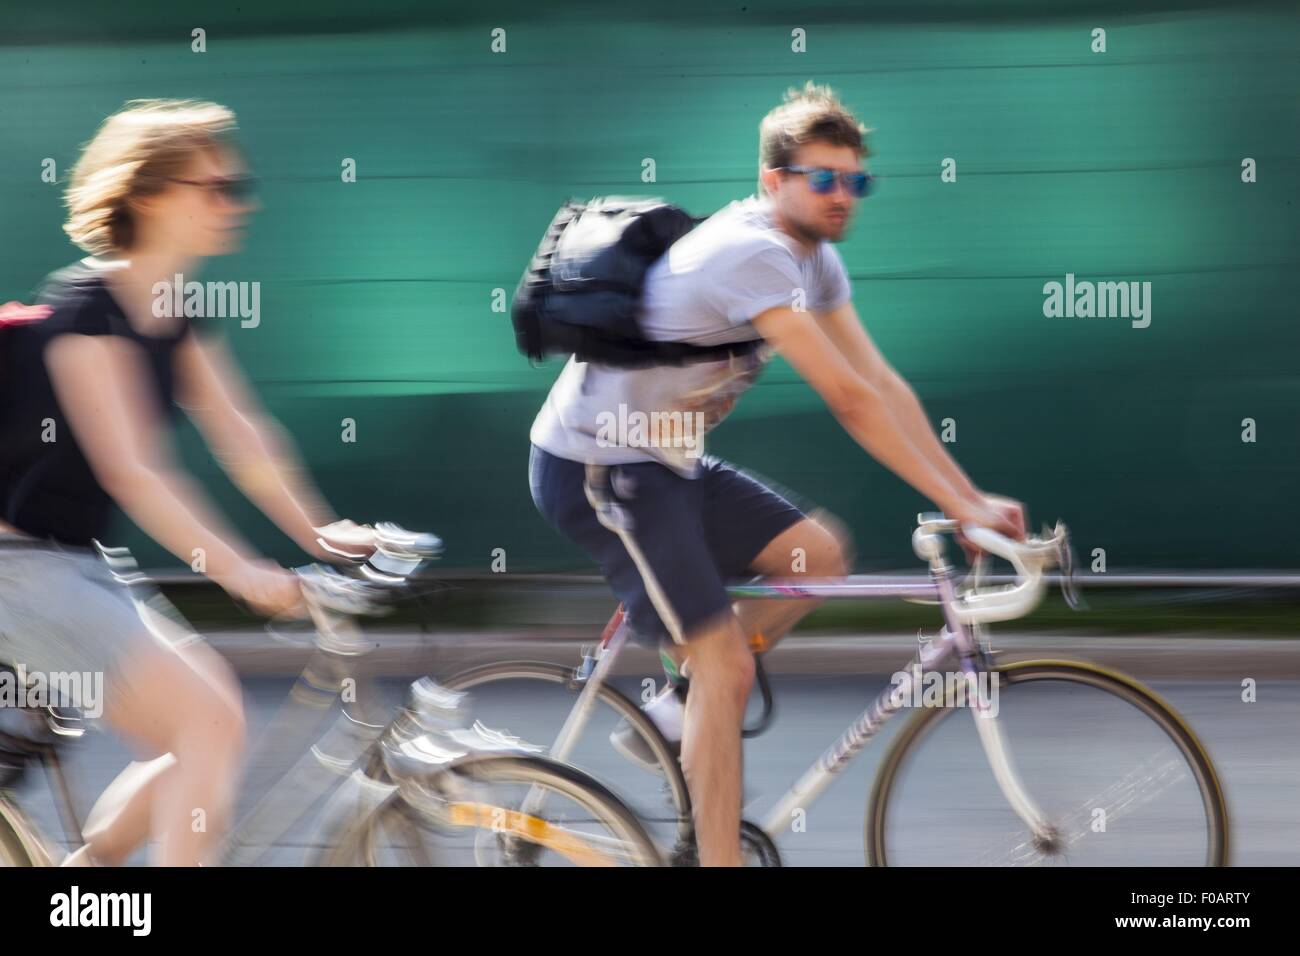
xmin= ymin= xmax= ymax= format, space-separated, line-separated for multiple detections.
xmin=374 ymin=522 xmax=444 ymax=559
xmin=297 ymin=564 xmax=390 ymax=617
xmin=1055 ymin=522 xmax=1085 ymax=611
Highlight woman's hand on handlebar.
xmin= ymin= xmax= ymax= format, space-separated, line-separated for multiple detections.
xmin=215 ymin=558 xmax=305 ymax=618
xmin=309 ymin=519 xmax=378 ymax=563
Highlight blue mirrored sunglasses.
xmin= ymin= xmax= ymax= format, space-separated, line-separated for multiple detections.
xmin=778 ymin=165 xmax=872 ymax=198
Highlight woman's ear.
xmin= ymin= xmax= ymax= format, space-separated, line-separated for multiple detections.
xmin=126 ymin=192 xmax=156 ymax=219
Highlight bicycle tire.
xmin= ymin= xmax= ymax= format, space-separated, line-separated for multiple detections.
xmin=0 ymin=797 xmax=42 ymax=866
xmin=316 ymin=787 xmax=435 ymax=867
xmin=320 ymin=752 xmax=664 ymax=867
xmin=865 ymin=659 xmax=1229 ymax=866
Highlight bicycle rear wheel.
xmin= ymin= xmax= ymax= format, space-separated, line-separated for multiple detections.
xmin=320 ymin=753 xmax=663 ymax=867
xmin=866 ymin=659 xmax=1228 ymax=866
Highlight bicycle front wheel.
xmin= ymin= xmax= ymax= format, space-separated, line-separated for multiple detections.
xmin=322 ymin=753 xmax=664 ymax=867
xmin=0 ymin=797 xmax=47 ymax=866
xmin=866 ymin=659 xmax=1229 ymax=866
xmin=442 ymin=661 xmax=691 ymax=853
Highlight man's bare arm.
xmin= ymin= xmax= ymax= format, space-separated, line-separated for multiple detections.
xmin=814 ymin=300 xmax=982 ymax=502
xmin=751 ymin=304 xmax=1006 ymax=531
xmin=813 ymin=300 xmax=1027 ymax=541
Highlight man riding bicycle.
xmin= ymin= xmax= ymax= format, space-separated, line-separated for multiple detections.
xmin=528 ymin=82 xmax=1026 ymax=866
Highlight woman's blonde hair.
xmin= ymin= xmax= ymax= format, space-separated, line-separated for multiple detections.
xmin=63 ymin=99 xmax=238 ymax=255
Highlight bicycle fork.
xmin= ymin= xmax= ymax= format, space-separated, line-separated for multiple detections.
xmin=933 ymin=570 xmax=1057 ymax=847
xmin=516 ymin=613 xmax=631 ymax=821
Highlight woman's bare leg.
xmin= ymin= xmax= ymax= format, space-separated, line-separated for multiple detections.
xmin=93 ymin=639 xmax=246 ymax=865
xmin=79 ymin=639 xmax=243 ymax=864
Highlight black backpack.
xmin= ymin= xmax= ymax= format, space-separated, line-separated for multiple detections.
xmin=0 ymin=301 xmax=51 ymax=379
xmin=511 ymin=197 xmax=762 ymax=369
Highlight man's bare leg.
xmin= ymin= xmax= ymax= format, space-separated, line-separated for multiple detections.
xmin=737 ymin=509 xmax=852 ymax=650
xmin=677 ymin=610 xmax=754 ymax=866
xmin=664 ymin=510 xmax=852 ymax=679
xmin=651 ymin=511 xmax=850 ymax=866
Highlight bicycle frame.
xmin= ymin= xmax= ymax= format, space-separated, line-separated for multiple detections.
xmin=539 ymin=554 xmax=1058 ymax=850
xmin=4 ymin=520 xmax=658 ymax=868
xmin=0 ymin=640 xmax=393 ymax=867
xmin=219 ymin=641 xmax=396 ymax=865
xmin=4 ymin=626 xmax=638 ymax=867
xmin=227 ymin=602 xmax=635 ymax=867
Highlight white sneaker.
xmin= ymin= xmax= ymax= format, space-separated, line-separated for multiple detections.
xmin=609 ymin=685 xmax=684 ymax=773
xmin=642 ymin=685 xmax=684 ymax=742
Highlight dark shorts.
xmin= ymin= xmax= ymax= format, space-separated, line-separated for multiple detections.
xmin=529 ymin=444 xmax=806 ymax=646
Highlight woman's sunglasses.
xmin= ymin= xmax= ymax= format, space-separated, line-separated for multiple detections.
xmin=777 ymin=165 xmax=872 ymax=198
xmin=168 ymin=175 xmax=258 ymax=202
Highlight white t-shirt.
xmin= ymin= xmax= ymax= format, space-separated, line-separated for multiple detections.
xmin=529 ymin=193 xmax=852 ymax=476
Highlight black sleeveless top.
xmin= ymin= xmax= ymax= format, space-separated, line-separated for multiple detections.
xmin=0 ymin=261 xmax=195 ymax=545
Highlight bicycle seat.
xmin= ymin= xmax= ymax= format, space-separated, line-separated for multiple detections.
xmin=0 ymin=704 xmax=57 ymax=788
xmin=0 ymin=664 xmax=85 ymax=754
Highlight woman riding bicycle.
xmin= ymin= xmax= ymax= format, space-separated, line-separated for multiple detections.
xmin=0 ymin=99 xmax=371 ymax=865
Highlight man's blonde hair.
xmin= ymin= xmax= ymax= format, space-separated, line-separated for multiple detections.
xmin=758 ymin=82 xmax=870 ymax=194
xmin=63 ymin=99 xmax=238 ymax=255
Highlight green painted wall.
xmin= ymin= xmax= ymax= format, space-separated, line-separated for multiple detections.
xmin=2 ymin=1 xmax=1296 ymax=570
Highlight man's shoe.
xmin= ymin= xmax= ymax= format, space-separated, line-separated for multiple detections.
xmin=609 ymin=684 xmax=684 ymax=773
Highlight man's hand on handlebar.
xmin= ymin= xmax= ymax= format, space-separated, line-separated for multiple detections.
xmin=979 ymin=493 xmax=1027 ymax=539
xmin=948 ymin=492 xmax=1027 ymax=564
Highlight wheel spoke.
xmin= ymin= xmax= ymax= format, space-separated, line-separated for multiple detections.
xmin=975 ymin=752 xmax=1191 ymax=865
